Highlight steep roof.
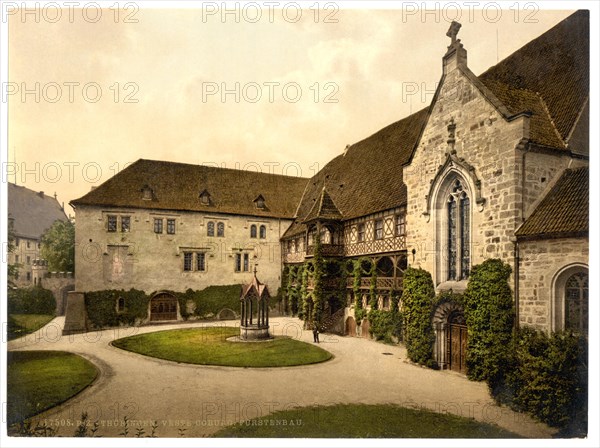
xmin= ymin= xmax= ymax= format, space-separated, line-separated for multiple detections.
xmin=8 ymin=183 xmax=69 ymax=239
xmin=304 ymin=187 xmax=343 ymax=222
xmin=71 ymin=159 xmax=308 ymax=219
xmin=479 ymin=10 xmax=589 ymax=149
xmin=516 ymin=167 xmax=588 ymax=238
xmin=283 ymin=108 xmax=429 ymax=237
xmin=283 ymin=11 xmax=588 ymax=239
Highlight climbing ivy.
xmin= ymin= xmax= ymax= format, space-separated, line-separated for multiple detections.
xmin=463 ymin=259 xmax=514 ymax=383
xmin=299 ymin=263 xmax=310 ymax=320
xmin=368 ymin=261 xmax=378 ymax=310
xmin=311 ymin=231 xmax=324 ymax=324
xmin=400 ymin=267 xmax=436 ymax=368
xmin=286 ymin=265 xmax=297 ymax=315
xmin=352 ymin=259 xmax=366 ymax=322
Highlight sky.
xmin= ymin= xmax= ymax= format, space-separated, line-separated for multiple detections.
xmin=4 ymin=3 xmax=578 ymax=216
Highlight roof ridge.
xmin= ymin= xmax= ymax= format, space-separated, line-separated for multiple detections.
xmin=533 ymin=91 xmax=566 ymax=148
xmin=138 ymin=158 xmax=308 ymax=180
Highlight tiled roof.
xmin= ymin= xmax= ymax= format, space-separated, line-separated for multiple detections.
xmin=8 ymin=183 xmax=69 ymax=239
xmin=71 ymin=159 xmax=308 ymax=219
xmin=479 ymin=10 xmax=589 ymax=149
xmin=303 ymin=187 xmax=343 ymax=222
xmin=283 ymin=11 xmax=588 ymax=239
xmin=283 ymin=108 xmax=429 ymax=237
xmin=516 ymin=167 xmax=588 ymax=237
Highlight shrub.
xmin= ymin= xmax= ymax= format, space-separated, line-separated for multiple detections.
xmin=401 ymin=267 xmax=436 ymax=367
xmin=367 ymin=309 xmax=402 ymax=343
xmin=181 ymin=284 xmax=242 ymax=318
xmin=8 ymin=287 xmax=56 ymax=315
xmin=502 ymin=328 xmax=587 ymax=429
xmin=463 ymin=259 xmax=514 ymax=383
xmin=85 ymin=289 xmax=150 ymax=328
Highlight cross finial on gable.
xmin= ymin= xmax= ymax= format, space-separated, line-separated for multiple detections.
xmin=446 ymin=21 xmax=462 ymax=45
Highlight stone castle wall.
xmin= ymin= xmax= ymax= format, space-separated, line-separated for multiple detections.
xmin=75 ymin=205 xmax=291 ymax=295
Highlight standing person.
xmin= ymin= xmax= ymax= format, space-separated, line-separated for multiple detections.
xmin=312 ymin=325 xmax=319 ymax=343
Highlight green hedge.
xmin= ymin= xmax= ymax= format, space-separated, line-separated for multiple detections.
xmin=8 ymin=287 xmax=56 ymax=315
xmin=500 ymin=328 xmax=587 ymax=430
xmin=400 ymin=267 xmax=436 ymax=367
xmin=179 ymin=284 xmax=242 ymax=318
xmin=84 ymin=285 xmax=244 ymax=328
xmin=85 ymin=289 xmax=150 ymax=328
xmin=463 ymin=259 xmax=515 ymax=383
xmin=367 ymin=309 xmax=402 ymax=343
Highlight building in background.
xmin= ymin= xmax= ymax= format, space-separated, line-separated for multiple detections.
xmin=7 ymin=182 xmax=70 ymax=287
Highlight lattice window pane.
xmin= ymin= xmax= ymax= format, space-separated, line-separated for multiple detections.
xmin=207 ymin=221 xmax=215 ymax=236
xmin=183 ymin=252 xmax=193 ymax=271
xmin=167 ymin=219 xmax=176 ymax=235
xmin=107 ymin=215 xmax=117 ymax=232
xmin=197 ymin=252 xmax=206 ymax=271
xmin=447 ymin=198 xmax=457 ymax=280
xmin=565 ymin=272 xmax=588 ymax=334
xmin=154 ymin=218 xmax=163 ymax=234
xmin=460 ymin=196 xmax=470 ymax=279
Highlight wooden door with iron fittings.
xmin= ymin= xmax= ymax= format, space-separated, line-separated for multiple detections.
xmin=447 ymin=311 xmax=467 ymax=374
xmin=150 ymin=293 xmax=178 ymax=321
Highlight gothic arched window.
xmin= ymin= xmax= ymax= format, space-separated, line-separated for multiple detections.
xmin=250 ymin=224 xmax=257 ymax=238
xmin=217 ymin=222 xmax=225 ymax=237
xmin=259 ymin=225 xmax=266 ymax=239
xmin=447 ymin=179 xmax=470 ymax=281
xmin=207 ymin=221 xmax=215 ymax=237
xmin=565 ymin=272 xmax=588 ymax=335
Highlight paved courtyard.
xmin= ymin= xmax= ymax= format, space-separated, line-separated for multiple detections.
xmin=7 ymin=316 xmax=555 ymax=438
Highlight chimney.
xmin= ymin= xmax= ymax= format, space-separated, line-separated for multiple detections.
xmin=38 ymin=191 xmax=44 ymax=198
xmin=443 ymin=21 xmax=467 ymax=74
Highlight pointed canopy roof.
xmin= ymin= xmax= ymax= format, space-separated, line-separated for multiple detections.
xmin=303 ymin=187 xmax=343 ymax=223
xmin=240 ymin=271 xmax=270 ymax=300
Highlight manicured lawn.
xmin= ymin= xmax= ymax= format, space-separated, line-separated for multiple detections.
xmin=7 ymin=351 xmax=98 ymax=426
xmin=213 ymin=403 xmax=522 ymax=438
xmin=8 ymin=314 xmax=55 ymax=340
xmin=112 ymin=326 xmax=332 ymax=367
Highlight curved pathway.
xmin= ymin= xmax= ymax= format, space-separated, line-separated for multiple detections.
xmin=7 ymin=316 xmax=555 ymax=438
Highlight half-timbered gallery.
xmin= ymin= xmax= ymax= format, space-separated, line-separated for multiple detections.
xmin=70 ymin=11 xmax=589 ymax=372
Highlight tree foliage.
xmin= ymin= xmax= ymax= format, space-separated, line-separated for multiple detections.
xmin=7 ymin=219 xmax=20 ymax=287
xmin=400 ymin=267 xmax=436 ymax=367
xmin=40 ymin=219 xmax=75 ymax=272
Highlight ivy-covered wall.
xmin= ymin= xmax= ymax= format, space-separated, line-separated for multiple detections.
xmin=84 ymin=284 xmax=244 ymax=328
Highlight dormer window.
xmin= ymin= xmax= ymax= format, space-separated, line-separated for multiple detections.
xmin=200 ymin=189 xmax=211 ymax=205
xmin=141 ymin=185 xmax=153 ymax=201
xmin=254 ymin=194 xmax=266 ymax=209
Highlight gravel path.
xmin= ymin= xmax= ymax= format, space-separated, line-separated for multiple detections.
xmin=7 ymin=316 xmax=555 ymax=438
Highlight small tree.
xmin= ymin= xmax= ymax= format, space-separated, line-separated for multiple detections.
xmin=40 ymin=219 xmax=75 ymax=272
xmin=7 ymin=219 xmax=20 ymax=287
xmin=401 ymin=267 xmax=436 ymax=367
xmin=463 ymin=258 xmax=514 ymax=383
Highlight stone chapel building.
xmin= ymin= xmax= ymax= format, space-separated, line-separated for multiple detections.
xmin=70 ymin=11 xmax=588 ymax=370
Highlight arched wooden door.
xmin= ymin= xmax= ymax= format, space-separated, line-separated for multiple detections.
xmin=361 ymin=319 xmax=371 ymax=339
xmin=345 ymin=317 xmax=356 ymax=337
xmin=150 ymin=293 xmax=178 ymax=321
xmin=447 ymin=311 xmax=467 ymax=374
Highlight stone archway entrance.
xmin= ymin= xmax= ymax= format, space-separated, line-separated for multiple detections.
xmin=150 ymin=293 xmax=178 ymax=321
xmin=447 ymin=310 xmax=467 ymax=374
xmin=432 ymin=300 xmax=467 ymax=373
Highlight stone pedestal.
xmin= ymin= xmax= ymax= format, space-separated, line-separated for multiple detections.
xmin=240 ymin=325 xmax=270 ymax=340
xmin=62 ymin=291 xmax=89 ymax=335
